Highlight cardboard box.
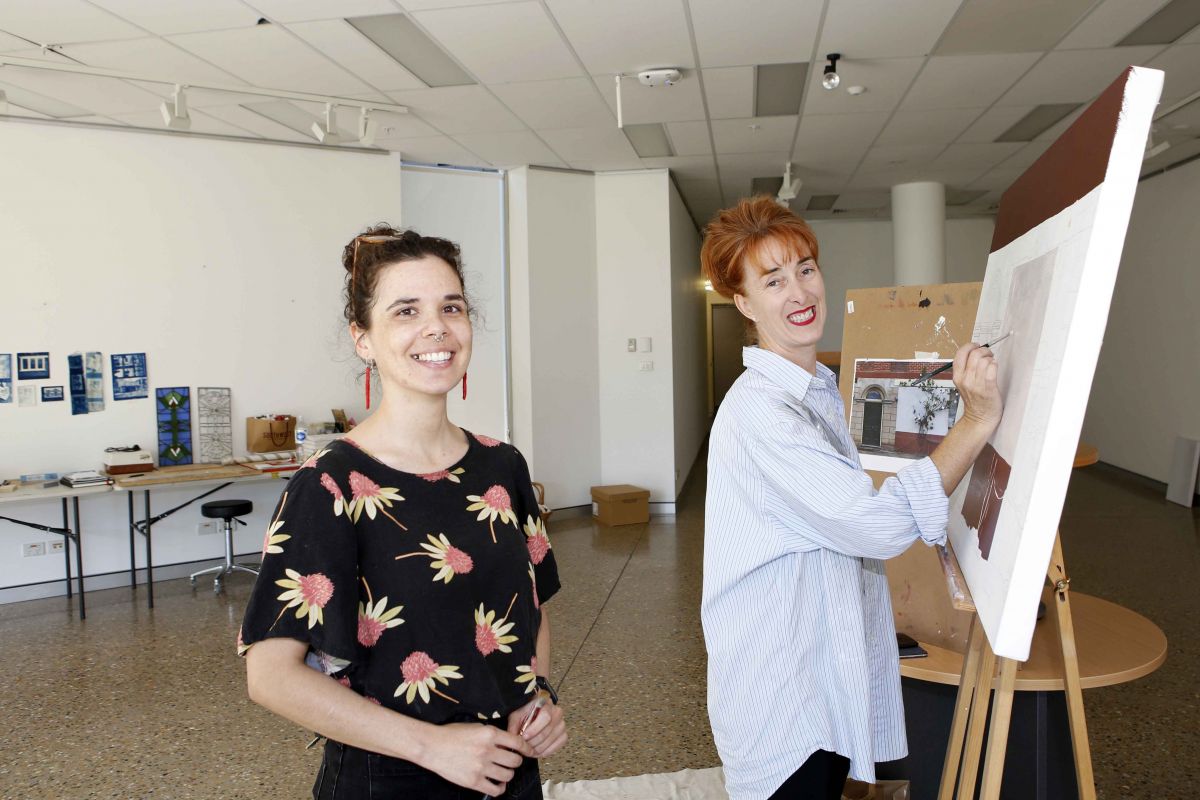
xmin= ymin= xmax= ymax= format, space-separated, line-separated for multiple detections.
xmin=590 ymin=484 xmax=650 ymax=526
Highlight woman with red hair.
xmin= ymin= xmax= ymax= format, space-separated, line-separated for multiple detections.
xmin=700 ymin=197 xmax=1002 ymax=800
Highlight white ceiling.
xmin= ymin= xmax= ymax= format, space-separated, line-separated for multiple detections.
xmin=1 ymin=0 xmax=1198 ymax=225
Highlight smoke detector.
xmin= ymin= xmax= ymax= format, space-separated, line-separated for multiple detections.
xmin=637 ymin=68 xmax=682 ymax=87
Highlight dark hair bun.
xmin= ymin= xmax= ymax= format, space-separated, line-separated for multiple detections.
xmin=341 ymin=225 xmax=467 ymax=328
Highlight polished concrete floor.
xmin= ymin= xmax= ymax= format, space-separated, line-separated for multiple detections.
xmin=0 ymin=460 xmax=1195 ymax=799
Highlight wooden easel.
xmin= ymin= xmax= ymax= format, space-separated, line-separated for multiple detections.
xmin=936 ymin=533 xmax=1096 ymax=800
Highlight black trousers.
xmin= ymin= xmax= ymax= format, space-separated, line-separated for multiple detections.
xmin=767 ymin=749 xmax=852 ymax=800
xmin=314 ymin=739 xmax=541 ymax=800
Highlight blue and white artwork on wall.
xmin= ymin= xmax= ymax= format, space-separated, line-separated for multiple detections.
xmin=156 ymin=387 xmax=193 ymax=466
xmin=111 ymin=353 xmax=148 ymax=401
xmin=85 ymin=352 xmax=104 ymax=412
xmin=68 ymin=354 xmax=88 ymax=415
xmin=41 ymin=386 xmax=64 ymax=402
xmin=16 ymin=352 xmax=50 ymax=380
xmin=0 ymin=354 xmax=11 ymax=404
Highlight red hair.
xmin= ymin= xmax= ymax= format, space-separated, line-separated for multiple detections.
xmin=701 ymin=195 xmax=820 ymax=298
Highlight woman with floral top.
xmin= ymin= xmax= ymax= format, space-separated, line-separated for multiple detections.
xmin=240 ymin=226 xmax=565 ymax=799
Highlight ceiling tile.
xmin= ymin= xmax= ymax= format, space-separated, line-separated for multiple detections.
xmin=399 ymin=0 xmax=519 ymax=9
xmin=997 ymin=46 xmax=1163 ymax=106
xmin=412 ymin=2 xmax=581 ymax=84
xmin=711 ymin=116 xmax=796 ymax=154
xmin=845 ymin=166 xmax=983 ymax=191
xmin=638 ymin=155 xmax=717 ymax=180
xmin=0 ymin=0 xmax=145 ymax=44
xmin=999 ymin=140 xmax=1054 ymax=170
xmin=1058 ymin=0 xmax=1174 ymax=49
xmin=817 ymin=0 xmax=962 ymax=59
xmin=1032 ymin=105 xmax=1086 ymax=141
xmin=0 ymin=78 xmax=92 ymax=117
xmin=88 ymin=0 xmax=260 ymax=36
xmin=0 ymin=31 xmax=35 ymax=51
xmin=1147 ymin=43 xmax=1200 ymax=105
xmin=956 ymin=105 xmax=1034 ymax=142
xmin=901 ymin=53 xmax=1041 ymax=110
xmin=490 ymin=77 xmax=613 ymax=130
xmin=391 ymin=134 xmax=488 ymax=166
xmin=245 ymin=0 xmax=399 ymax=23
xmin=933 ymin=141 xmax=1026 ymax=171
xmin=387 ymin=85 xmax=526 ymax=134
xmin=702 ymin=67 xmax=754 ymax=120
xmin=967 ymin=166 xmax=1027 ymax=191
xmin=544 ymin=0 xmax=693 ymax=76
xmin=794 ymin=111 xmax=889 ymax=151
xmin=452 ymin=129 xmax=566 ymax=167
xmin=876 ymin=108 xmax=981 ymax=145
xmin=537 ymin=125 xmax=639 ymax=163
xmin=287 ymin=20 xmax=427 ymax=92
xmin=109 ymin=108 xmax=267 ymax=138
xmin=198 ymin=104 xmax=318 ymax=142
xmin=833 ymin=190 xmax=891 ymax=210
xmin=2 ymin=103 xmax=53 ymax=119
xmin=168 ymin=26 xmax=376 ymax=95
xmin=717 ymin=151 xmax=793 ymax=180
xmin=592 ymin=73 xmax=705 ymax=124
xmin=0 ymin=67 xmax=160 ymax=115
xmin=859 ymin=143 xmax=945 ymax=170
xmin=802 ymin=57 xmax=923 ymax=115
xmin=665 ymin=120 xmax=713 ymax=155
xmin=935 ymin=0 xmax=1095 ymax=54
xmin=688 ymin=0 xmax=824 ymax=68
xmin=58 ymin=38 xmax=246 ymax=86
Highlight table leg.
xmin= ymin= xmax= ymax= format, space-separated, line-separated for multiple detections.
xmin=60 ymin=499 xmax=72 ymax=599
xmin=128 ymin=491 xmax=136 ymax=590
xmin=144 ymin=490 xmax=154 ymax=609
xmin=72 ymin=496 xmax=85 ymax=621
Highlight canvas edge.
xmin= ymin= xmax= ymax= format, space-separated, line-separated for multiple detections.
xmin=990 ymin=66 xmax=1164 ymax=661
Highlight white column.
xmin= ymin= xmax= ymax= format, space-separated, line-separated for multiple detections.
xmin=891 ymin=181 xmax=946 ymax=285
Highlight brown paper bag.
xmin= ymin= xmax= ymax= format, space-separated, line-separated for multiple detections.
xmin=246 ymin=416 xmax=296 ymax=453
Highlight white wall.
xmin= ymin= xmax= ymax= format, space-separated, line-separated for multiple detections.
xmin=668 ymin=181 xmax=707 ymax=495
xmin=596 ymin=171 xmax=678 ymax=504
xmin=0 ymin=121 xmax=401 ymax=597
xmin=399 ymin=165 xmax=508 ymax=440
xmin=506 ymin=167 xmax=601 ymax=508
xmin=1082 ymin=159 xmax=1200 ymax=482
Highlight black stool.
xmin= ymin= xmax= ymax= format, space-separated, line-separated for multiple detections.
xmin=190 ymin=499 xmax=257 ymax=592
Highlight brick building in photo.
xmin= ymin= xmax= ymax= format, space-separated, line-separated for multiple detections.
xmin=850 ymin=360 xmax=960 ymax=458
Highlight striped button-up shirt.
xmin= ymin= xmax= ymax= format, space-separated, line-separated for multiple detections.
xmin=702 ymin=347 xmax=949 ymax=799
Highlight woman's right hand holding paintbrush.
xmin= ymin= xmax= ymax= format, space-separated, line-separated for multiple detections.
xmin=928 ymin=342 xmax=1005 ymax=495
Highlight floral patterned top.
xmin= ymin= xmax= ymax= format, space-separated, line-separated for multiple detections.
xmin=238 ymin=432 xmax=560 ymax=725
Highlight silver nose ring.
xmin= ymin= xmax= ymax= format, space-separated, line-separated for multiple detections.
xmin=433 ymin=332 xmax=445 ymax=342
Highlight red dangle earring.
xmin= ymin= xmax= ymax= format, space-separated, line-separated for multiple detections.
xmin=365 ymin=359 xmax=374 ymax=409
xmin=462 ymin=372 xmax=468 ymax=400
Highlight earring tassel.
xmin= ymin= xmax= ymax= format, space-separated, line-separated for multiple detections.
xmin=365 ymin=364 xmax=371 ymax=409
xmin=462 ymin=372 xmax=468 ymax=400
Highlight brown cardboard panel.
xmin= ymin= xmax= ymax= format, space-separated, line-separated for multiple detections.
xmin=843 ymin=283 xmax=983 ymax=654
xmin=838 ymin=282 xmax=982 ymax=417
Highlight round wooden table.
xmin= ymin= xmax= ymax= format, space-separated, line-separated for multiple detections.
xmin=901 ymin=589 xmax=1167 ymax=690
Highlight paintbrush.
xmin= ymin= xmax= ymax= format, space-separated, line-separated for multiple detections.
xmin=913 ymin=332 xmax=1012 ymax=383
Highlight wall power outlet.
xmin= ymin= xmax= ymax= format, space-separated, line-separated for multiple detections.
xmin=22 ymin=542 xmax=46 ymax=557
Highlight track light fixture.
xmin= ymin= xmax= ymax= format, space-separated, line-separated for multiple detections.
xmin=822 ymin=53 xmax=841 ymax=91
xmin=312 ymin=103 xmax=342 ymax=145
xmin=776 ymin=162 xmax=801 ymax=207
xmin=358 ymin=107 xmax=378 ymax=146
xmin=159 ymin=84 xmax=191 ymax=130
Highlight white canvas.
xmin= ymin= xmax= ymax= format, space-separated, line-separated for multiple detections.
xmin=947 ymin=67 xmax=1163 ymax=660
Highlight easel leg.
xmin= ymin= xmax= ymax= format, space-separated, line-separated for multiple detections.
xmin=957 ymin=635 xmax=997 ymax=799
xmin=978 ymin=658 xmax=1018 ymax=800
xmin=1047 ymin=532 xmax=1096 ymax=800
xmin=938 ymin=618 xmax=986 ymax=800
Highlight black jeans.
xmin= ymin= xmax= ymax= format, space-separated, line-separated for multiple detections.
xmin=314 ymin=739 xmax=541 ymax=800
xmin=767 ymin=749 xmax=851 ymax=800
